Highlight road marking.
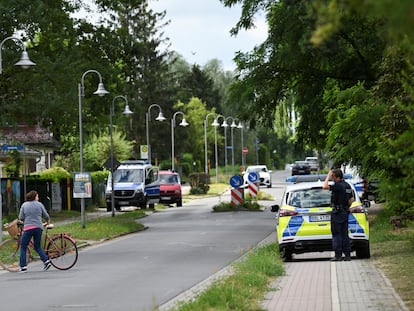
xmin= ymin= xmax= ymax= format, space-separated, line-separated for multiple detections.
xmin=331 ymin=261 xmax=340 ymax=311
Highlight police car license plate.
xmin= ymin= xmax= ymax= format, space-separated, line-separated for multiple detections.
xmin=161 ymin=197 xmax=171 ymax=200
xmin=310 ymin=215 xmax=331 ymax=222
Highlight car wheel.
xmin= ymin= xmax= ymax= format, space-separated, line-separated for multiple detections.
xmin=280 ymin=248 xmax=293 ymax=261
xmin=106 ymin=204 xmax=111 ymax=212
xmin=355 ymin=243 xmax=371 ymax=259
xmin=177 ymin=199 xmax=182 ymax=207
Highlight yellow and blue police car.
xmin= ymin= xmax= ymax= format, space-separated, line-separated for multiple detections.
xmin=271 ymin=175 xmax=370 ymax=261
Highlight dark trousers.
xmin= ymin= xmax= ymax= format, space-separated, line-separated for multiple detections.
xmin=20 ymin=227 xmax=49 ymax=267
xmin=331 ymin=212 xmax=351 ymax=257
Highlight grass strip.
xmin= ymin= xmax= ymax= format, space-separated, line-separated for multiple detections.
xmin=172 ymin=242 xmax=284 ymax=311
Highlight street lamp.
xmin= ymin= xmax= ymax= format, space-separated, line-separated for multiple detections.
xmin=171 ymin=111 xmax=189 ymax=171
xmin=236 ymin=120 xmax=244 ymax=170
xmin=0 ymin=36 xmax=36 ymax=75
xmin=146 ymin=103 xmax=166 ymax=164
xmin=110 ymin=95 xmax=133 ymax=217
xmin=204 ymin=113 xmax=216 ymax=174
xmin=229 ymin=118 xmax=238 ymax=175
xmin=212 ymin=115 xmax=225 ymax=183
xmin=0 ymin=36 xmax=36 ymax=243
xmin=221 ymin=117 xmax=234 ymax=175
xmin=78 ymin=70 xmax=109 ymax=228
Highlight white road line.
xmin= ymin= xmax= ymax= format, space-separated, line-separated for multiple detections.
xmin=331 ymin=261 xmax=340 ymax=311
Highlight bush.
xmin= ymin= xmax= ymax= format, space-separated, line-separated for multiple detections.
xmin=189 ymin=172 xmax=210 ymax=194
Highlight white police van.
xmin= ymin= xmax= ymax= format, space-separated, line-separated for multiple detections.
xmin=106 ymin=160 xmax=160 ymax=210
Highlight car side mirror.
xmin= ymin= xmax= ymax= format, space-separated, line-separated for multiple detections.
xmin=271 ymin=204 xmax=280 ymax=212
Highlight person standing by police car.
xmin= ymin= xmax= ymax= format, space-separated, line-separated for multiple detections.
xmin=323 ymin=169 xmax=354 ymax=261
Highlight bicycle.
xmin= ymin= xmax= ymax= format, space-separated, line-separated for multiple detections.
xmin=0 ymin=219 xmax=78 ymax=272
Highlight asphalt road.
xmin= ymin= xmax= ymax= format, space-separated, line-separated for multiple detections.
xmin=0 ymin=171 xmax=288 ymax=311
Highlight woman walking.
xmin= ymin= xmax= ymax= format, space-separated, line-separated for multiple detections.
xmin=18 ymin=190 xmax=52 ymax=272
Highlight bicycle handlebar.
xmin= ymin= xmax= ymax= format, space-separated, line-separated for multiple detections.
xmin=43 ymin=223 xmax=54 ymax=229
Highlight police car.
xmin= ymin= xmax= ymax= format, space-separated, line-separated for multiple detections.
xmin=271 ymin=175 xmax=370 ymax=261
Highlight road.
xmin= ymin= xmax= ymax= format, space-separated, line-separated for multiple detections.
xmin=0 ymin=171 xmax=287 ymax=311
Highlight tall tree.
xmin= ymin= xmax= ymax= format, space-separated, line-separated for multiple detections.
xmin=93 ymin=0 xmax=173 ymax=157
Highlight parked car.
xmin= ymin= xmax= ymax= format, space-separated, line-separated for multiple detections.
xmin=291 ymin=161 xmax=311 ymax=175
xmin=305 ymin=156 xmax=319 ymax=171
xmin=242 ymin=165 xmax=272 ymax=188
xmin=157 ymin=170 xmax=182 ymax=207
xmin=271 ymin=175 xmax=370 ymax=261
xmin=106 ymin=160 xmax=159 ymax=211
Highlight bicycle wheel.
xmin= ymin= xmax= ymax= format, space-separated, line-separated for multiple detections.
xmin=0 ymin=239 xmax=32 ymax=272
xmin=46 ymin=235 xmax=78 ymax=270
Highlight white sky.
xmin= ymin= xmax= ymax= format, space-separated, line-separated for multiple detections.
xmin=76 ymin=0 xmax=267 ymax=71
xmin=148 ymin=0 xmax=267 ymax=71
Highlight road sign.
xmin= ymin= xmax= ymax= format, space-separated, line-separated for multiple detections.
xmin=1 ymin=144 xmax=24 ymax=151
xmin=229 ymin=175 xmax=243 ymax=188
xmin=247 ymin=172 xmax=259 ymax=183
xmin=242 ymin=147 xmax=248 ymax=154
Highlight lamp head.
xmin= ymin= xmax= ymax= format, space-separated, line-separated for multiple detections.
xmin=156 ymin=111 xmax=166 ymax=121
xmin=180 ymin=118 xmax=189 ymax=127
xmin=212 ymin=118 xmax=219 ymax=127
xmin=221 ymin=120 xmax=228 ymax=128
xmin=14 ymin=51 xmax=36 ymax=69
xmin=123 ymin=104 xmax=134 ymax=115
xmin=94 ymin=82 xmax=110 ymax=96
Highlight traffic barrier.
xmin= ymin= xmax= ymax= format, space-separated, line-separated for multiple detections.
xmin=231 ymin=188 xmax=243 ymax=206
xmin=248 ymin=182 xmax=258 ymax=198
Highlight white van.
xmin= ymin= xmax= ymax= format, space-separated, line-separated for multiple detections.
xmin=305 ymin=157 xmax=319 ymax=171
xmin=105 ymin=160 xmax=160 ymax=210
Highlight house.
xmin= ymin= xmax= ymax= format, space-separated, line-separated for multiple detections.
xmin=0 ymin=123 xmax=60 ymax=177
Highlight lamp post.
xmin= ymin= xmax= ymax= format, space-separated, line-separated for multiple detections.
xmin=0 ymin=36 xmax=36 ymax=243
xmin=110 ymin=95 xmax=133 ymax=217
xmin=212 ymin=115 xmax=225 ymax=183
xmin=221 ymin=117 xmax=232 ymax=175
xmin=204 ymin=113 xmax=216 ymax=174
xmin=78 ymin=70 xmax=109 ymax=228
xmin=0 ymin=36 xmax=36 ymax=75
xmin=146 ymin=104 xmax=166 ymax=164
xmin=171 ymin=112 xmax=189 ymax=171
xmin=229 ymin=118 xmax=238 ymax=175
xmin=236 ymin=121 xmax=244 ymax=170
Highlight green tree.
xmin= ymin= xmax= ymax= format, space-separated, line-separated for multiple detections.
xmin=222 ymin=0 xmax=414 ymax=214
xmin=95 ymin=0 xmax=173 ymax=154
xmin=83 ymin=129 xmax=134 ymax=171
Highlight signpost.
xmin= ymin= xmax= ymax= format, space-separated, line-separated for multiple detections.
xmin=230 ymin=175 xmax=243 ymax=206
xmin=247 ymin=172 xmax=259 ymax=198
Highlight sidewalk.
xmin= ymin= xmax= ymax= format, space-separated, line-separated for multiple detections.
xmin=261 ymin=242 xmax=409 ymax=311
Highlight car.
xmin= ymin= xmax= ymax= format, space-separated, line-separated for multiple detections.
xmin=157 ymin=170 xmax=182 ymax=207
xmin=291 ymin=161 xmax=311 ymax=175
xmin=106 ymin=160 xmax=159 ymax=211
xmin=242 ymin=165 xmax=272 ymax=188
xmin=305 ymin=156 xmax=319 ymax=171
xmin=271 ymin=175 xmax=370 ymax=261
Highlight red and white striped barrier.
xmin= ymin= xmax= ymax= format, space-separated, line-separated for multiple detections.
xmin=231 ymin=188 xmax=244 ymax=206
xmin=248 ymin=182 xmax=258 ymax=198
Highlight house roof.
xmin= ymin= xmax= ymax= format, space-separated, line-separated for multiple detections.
xmin=0 ymin=124 xmax=60 ymax=148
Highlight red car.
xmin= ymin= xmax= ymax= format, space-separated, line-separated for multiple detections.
xmin=157 ymin=170 xmax=182 ymax=207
